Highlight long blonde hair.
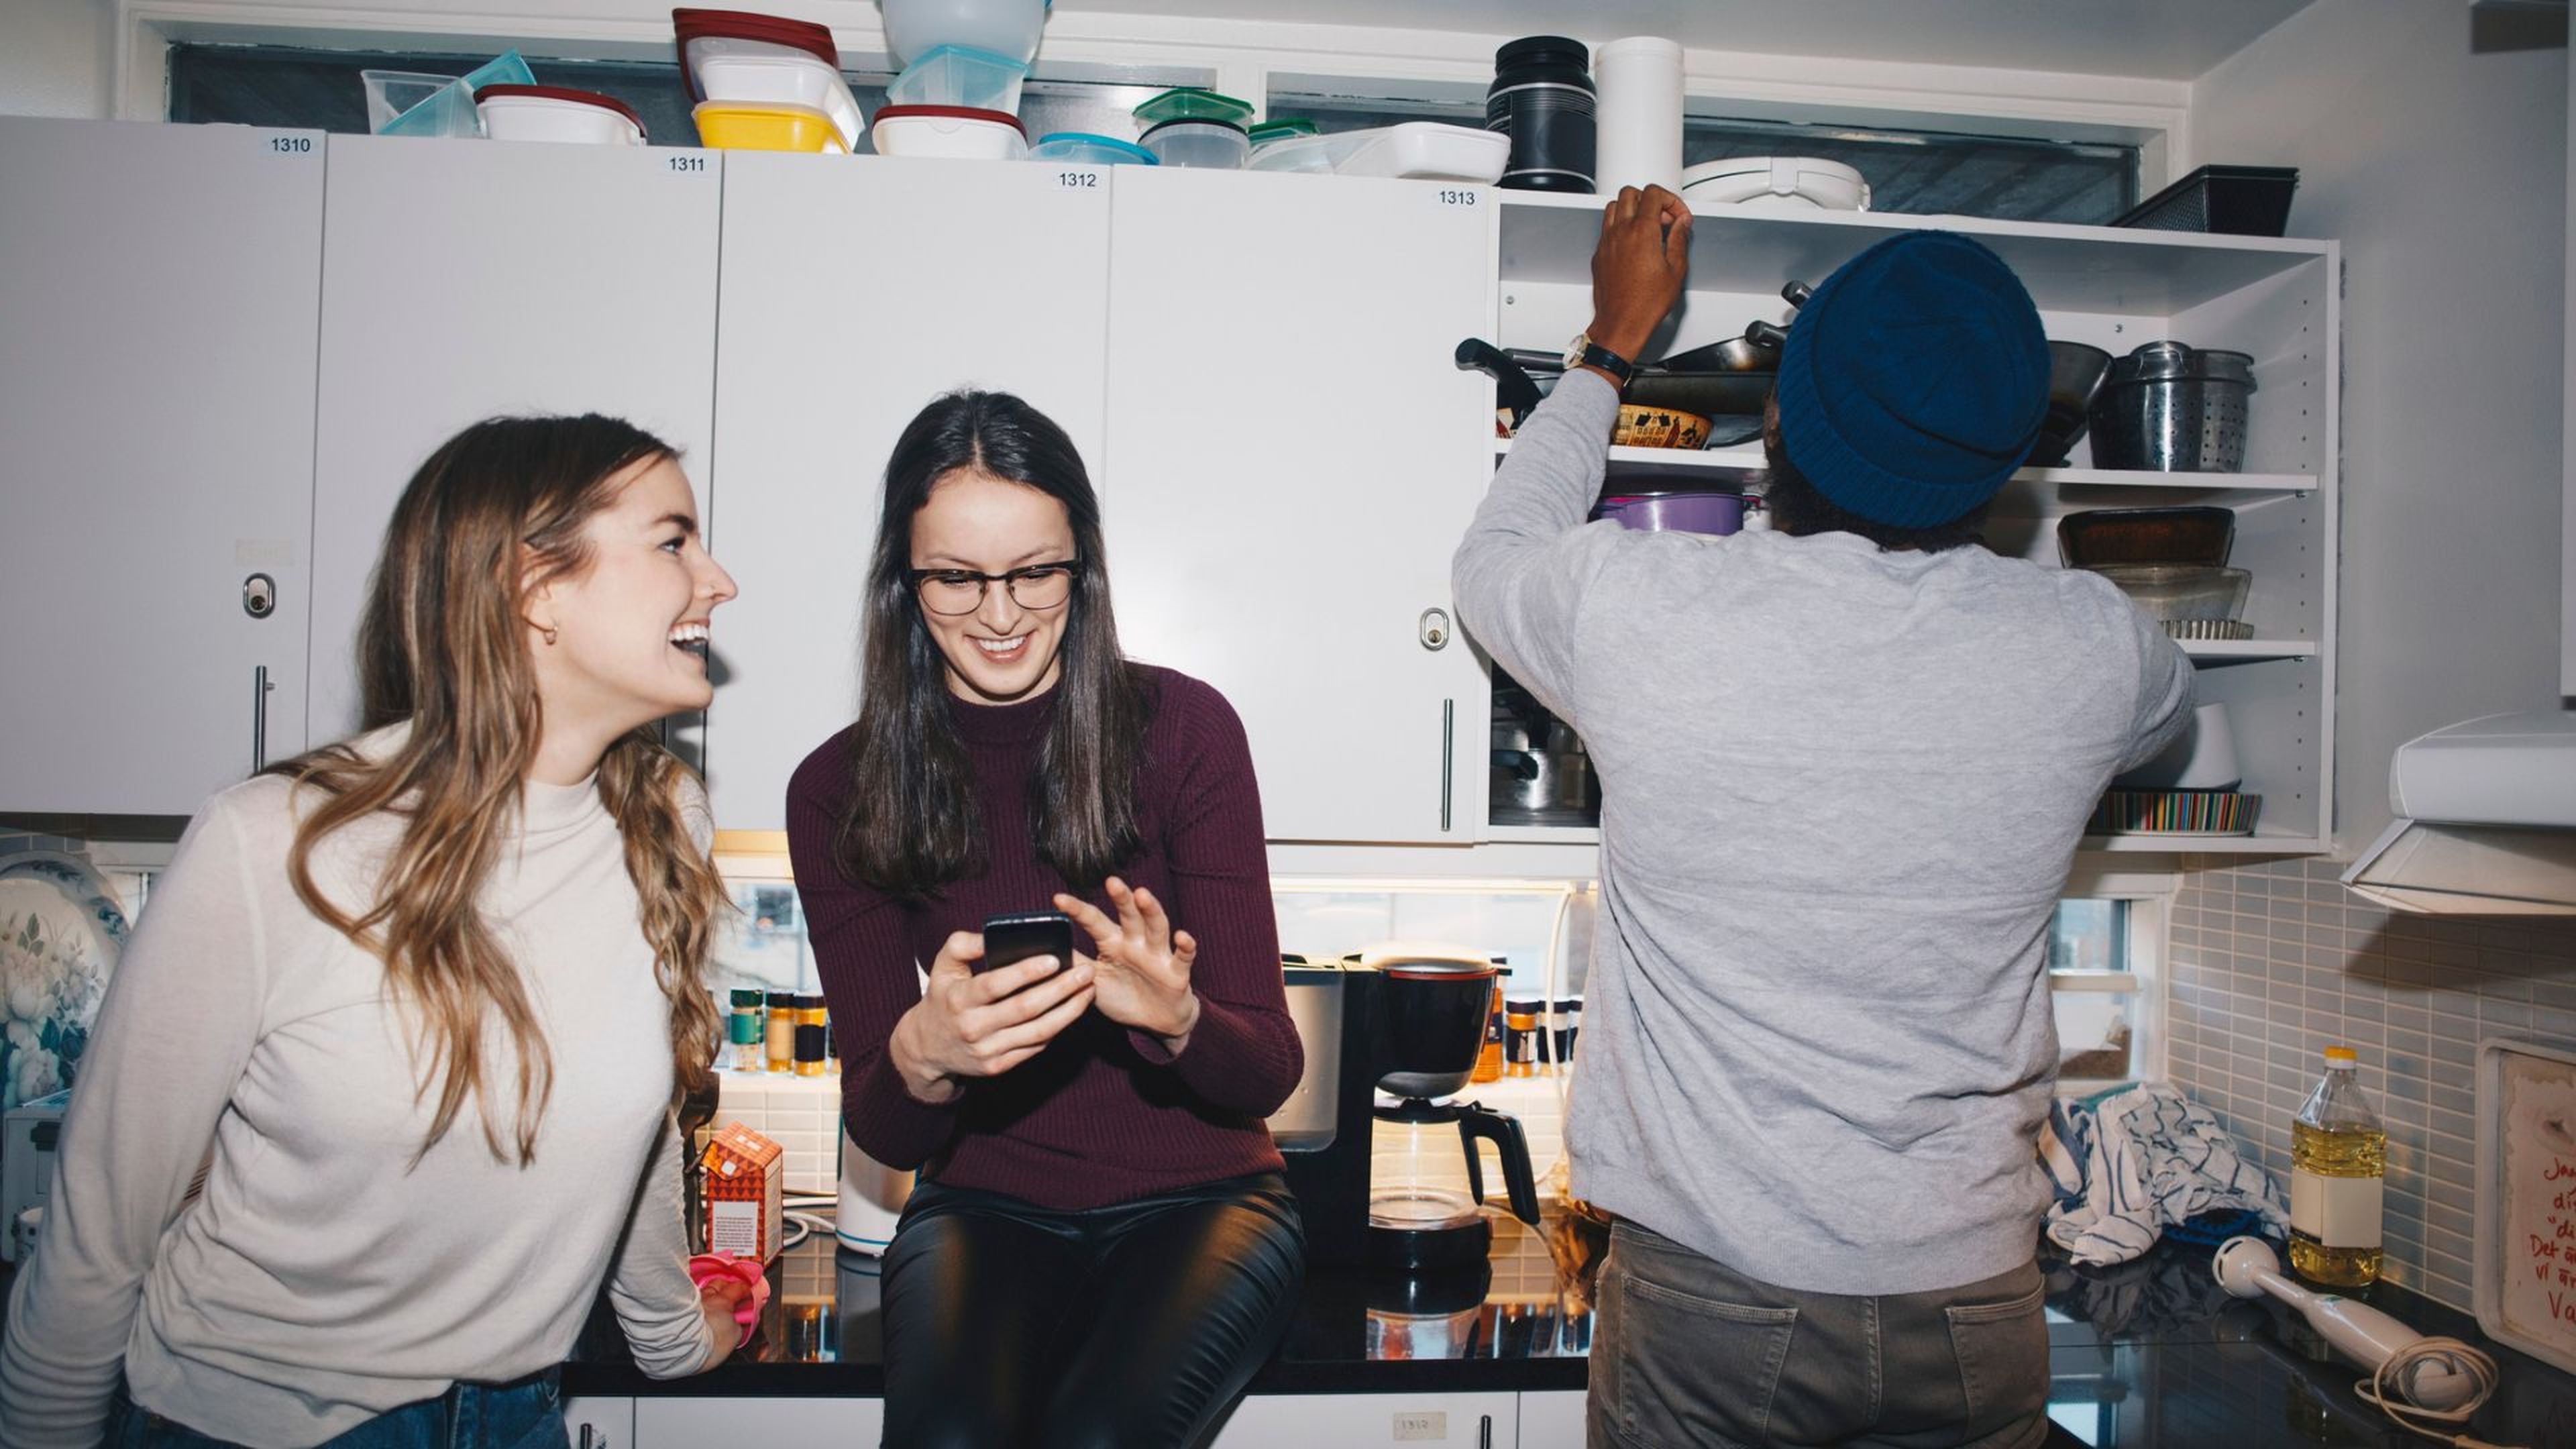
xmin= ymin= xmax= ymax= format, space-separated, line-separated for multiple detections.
xmin=272 ymin=415 xmax=724 ymax=1164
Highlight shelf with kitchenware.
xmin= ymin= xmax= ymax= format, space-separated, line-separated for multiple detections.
xmin=1472 ymin=190 xmax=2340 ymax=857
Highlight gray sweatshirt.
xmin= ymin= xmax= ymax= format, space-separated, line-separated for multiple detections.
xmin=1454 ymin=371 xmax=2191 ymax=1295
xmin=0 ymin=731 xmax=718 ymax=1447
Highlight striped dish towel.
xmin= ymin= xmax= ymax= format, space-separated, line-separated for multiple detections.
xmin=2039 ymin=1082 xmax=2288 ymax=1266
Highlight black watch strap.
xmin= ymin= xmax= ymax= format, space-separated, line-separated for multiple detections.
xmin=1574 ymin=340 xmax=1636 ymax=386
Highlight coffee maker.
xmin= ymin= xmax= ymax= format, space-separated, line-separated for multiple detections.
xmin=1274 ymin=945 xmax=1542 ymax=1270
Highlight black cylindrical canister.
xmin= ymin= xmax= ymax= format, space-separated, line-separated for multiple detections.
xmin=1487 ymin=36 xmax=1596 ymax=193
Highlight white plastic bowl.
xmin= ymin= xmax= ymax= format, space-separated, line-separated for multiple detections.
xmin=879 ymin=0 xmax=1049 ymax=66
xmin=692 ymin=50 xmax=865 ymax=154
xmin=1680 ymin=155 xmax=1871 ymax=211
xmin=1140 ymin=119 xmax=1248 ymax=170
xmin=474 ymin=86 xmax=646 ymax=146
xmin=871 ymin=105 xmax=1029 ymax=160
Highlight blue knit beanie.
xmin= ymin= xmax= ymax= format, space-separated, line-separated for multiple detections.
xmin=1774 ymin=231 xmax=2050 ymax=529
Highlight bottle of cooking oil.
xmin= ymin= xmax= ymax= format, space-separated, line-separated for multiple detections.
xmin=2289 ymin=1044 xmax=2386 ymax=1287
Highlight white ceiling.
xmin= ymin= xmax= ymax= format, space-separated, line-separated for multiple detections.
xmin=1050 ymin=0 xmax=2324 ymax=81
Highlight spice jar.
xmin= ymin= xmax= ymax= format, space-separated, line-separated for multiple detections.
xmin=1470 ymin=981 xmax=1505 ymax=1084
xmin=727 ymin=989 xmax=765 ymax=1072
xmin=764 ymin=990 xmax=797 ymax=1073
xmin=1556 ymin=994 xmax=1582 ymax=1065
xmin=794 ymin=994 xmax=829 ymax=1077
xmin=1505 ymin=996 xmax=1542 ymax=1077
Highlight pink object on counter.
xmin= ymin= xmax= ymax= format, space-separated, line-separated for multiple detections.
xmin=687 ymin=1250 xmax=770 ymax=1346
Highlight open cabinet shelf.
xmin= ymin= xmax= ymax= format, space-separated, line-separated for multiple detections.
xmin=1476 ymin=197 xmax=2339 ymax=857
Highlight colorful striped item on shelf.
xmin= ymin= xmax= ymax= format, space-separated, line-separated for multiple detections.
xmin=2090 ymin=790 xmax=2261 ymax=835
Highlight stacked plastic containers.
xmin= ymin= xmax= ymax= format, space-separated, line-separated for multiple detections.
xmin=873 ymin=0 xmax=1048 ymax=159
xmin=1134 ymin=89 xmax=1254 ymax=169
xmin=676 ymin=9 xmax=866 ymax=154
xmin=474 ymin=85 xmax=649 ymax=146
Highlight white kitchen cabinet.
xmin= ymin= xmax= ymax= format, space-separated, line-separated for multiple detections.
xmin=0 ymin=117 xmax=323 ymax=814
xmin=698 ymin=153 xmax=1112 ymax=830
xmin=1485 ymin=196 xmax=2341 ymax=854
xmin=306 ymin=136 xmax=723 ymax=747
xmin=1212 ymin=1391 xmax=1519 ymax=1447
xmin=1102 ymin=167 xmax=1497 ymax=844
xmin=1515 ymin=1389 xmax=1586 ymax=1446
xmin=562 ymin=1395 xmax=632 ymax=1449
xmin=631 ymin=1395 xmax=881 ymax=1444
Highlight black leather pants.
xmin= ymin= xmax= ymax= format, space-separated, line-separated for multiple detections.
xmin=879 ymin=1171 xmax=1305 ymax=1449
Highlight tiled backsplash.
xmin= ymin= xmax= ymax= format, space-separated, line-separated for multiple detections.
xmin=2165 ymin=857 xmax=2576 ymax=1309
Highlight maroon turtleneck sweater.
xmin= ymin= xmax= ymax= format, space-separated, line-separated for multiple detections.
xmin=785 ymin=665 xmax=1301 ymax=1210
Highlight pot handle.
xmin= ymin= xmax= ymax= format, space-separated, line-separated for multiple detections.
xmin=1455 ymin=337 xmax=1544 ymax=428
xmin=1746 ymin=319 xmax=1789 ymax=350
xmin=1782 ymin=279 xmax=1813 ymax=310
xmin=1456 ymin=1104 xmax=1544 ymax=1225
xmin=1490 ymin=749 xmax=1539 ymax=781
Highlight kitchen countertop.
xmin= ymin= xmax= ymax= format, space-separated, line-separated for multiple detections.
xmin=566 ymin=1208 xmax=2576 ymax=1446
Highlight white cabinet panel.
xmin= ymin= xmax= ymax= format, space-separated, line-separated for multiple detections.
xmin=1212 ymin=1391 xmax=1518 ymax=1447
xmin=562 ymin=1394 xmax=632 ymax=1449
xmin=700 ymin=153 xmax=1112 ymax=830
xmin=632 ymin=1394 xmax=881 ymax=1444
xmin=0 ymin=117 xmax=323 ymax=814
xmin=1103 ymin=168 xmax=1496 ymax=843
xmin=308 ymin=137 xmax=722 ymax=746
xmin=1516 ymin=1389 xmax=1586 ymax=1447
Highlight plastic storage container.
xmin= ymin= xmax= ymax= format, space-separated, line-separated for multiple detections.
xmin=1132 ymin=87 xmax=1256 ymax=127
xmin=474 ymin=85 xmax=647 ymax=146
xmin=1028 ymin=132 xmax=1156 ymax=165
xmin=886 ymin=43 xmax=1028 ymax=114
xmin=1334 ymin=123 xmax=1509 ymax=182
xmin=694 ymin=101 xmax=849 ymax=152
xmin=1246 ymin=131 xmax=1346 ymax=174
xmin=879 ymin=0 xmax=1051 ymax=66
xmin=1140 ymin=118 xmax=1248 ymax=170
xmin=872 ymin=105 xmax=1029 ymax=160
xmin=1486 ymin=35 xmax=1594 ymax=193
xmin=363 ymin=52 xmax=534 ymax=138
xmin=690 ymin=50 xmax=864 ymax=153
xmin=1679 ymin=156 xmax=1871 ymax=211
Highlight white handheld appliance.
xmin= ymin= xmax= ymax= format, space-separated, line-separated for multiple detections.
xmin=2213 ymin=1236 xmax=2488 ymax=1418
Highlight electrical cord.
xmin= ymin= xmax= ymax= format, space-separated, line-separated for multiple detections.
xmin=2355 ymin=1338 xmax=2518 ymax=1448
xmin=779 ymin=1209 xmax=836 ymax=1252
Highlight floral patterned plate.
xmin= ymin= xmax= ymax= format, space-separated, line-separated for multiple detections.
xmin=0 ymin=852 xmax=129 ymax=1110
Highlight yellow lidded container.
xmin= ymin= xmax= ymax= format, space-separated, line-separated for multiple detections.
xmin=692 ymin=101 xmax=847 ymax=153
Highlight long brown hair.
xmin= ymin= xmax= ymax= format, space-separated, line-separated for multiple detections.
xmin=272 ymin=415 xmax=725 ymax=1165
xmin=835 ymin=390 xmax=1150 ymax=898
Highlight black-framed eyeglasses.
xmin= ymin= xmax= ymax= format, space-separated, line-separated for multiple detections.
xmin=908 ymin=560 xmax=1080 ymax=616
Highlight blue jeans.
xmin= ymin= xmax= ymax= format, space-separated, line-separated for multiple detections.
xmin=113 ymin=1368 xmax=568 ymax=1449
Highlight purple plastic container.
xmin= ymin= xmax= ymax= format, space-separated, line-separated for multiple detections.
xmin=1592 ymin=490 xmax=1745 ymax=535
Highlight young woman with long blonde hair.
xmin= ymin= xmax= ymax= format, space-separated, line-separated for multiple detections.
xmin=1 ymin=415 xmax=749 ymax=1448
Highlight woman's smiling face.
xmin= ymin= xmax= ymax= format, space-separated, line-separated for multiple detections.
xmin=908 ymin=468 xmax=1078 ymax=705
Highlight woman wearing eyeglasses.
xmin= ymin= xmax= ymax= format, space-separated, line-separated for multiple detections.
xmin=784 ymin=390 xmax=1305 ymax=1448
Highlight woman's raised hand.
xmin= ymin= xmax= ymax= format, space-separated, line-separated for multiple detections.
xmin=1053 ymin=878 xmax=1201 ymax=1052
xmin=887 ymin=929 xmax=1096 ymax=1105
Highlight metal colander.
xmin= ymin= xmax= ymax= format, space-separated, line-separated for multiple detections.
xmin=2087 ymin=341 xmax=2257 ymax=472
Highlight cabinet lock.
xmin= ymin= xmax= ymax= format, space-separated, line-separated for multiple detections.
xmin=1419 ymin=607 xmax=1451 ymax=651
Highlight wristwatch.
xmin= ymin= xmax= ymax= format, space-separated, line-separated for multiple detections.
xmin=1564 ymin=332 xmax=1637 ymax=386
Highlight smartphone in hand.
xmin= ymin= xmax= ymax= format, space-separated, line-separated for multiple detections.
xmin=979 ymin=911 xmax=1075 ymax=981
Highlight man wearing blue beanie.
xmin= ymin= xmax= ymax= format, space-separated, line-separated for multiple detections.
xmin=1454 ymin=188 xmax=2192 ymax=1448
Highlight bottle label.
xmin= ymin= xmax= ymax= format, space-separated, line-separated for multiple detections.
xmin=2290 ymin=1167 xmax=2383 ymax=1248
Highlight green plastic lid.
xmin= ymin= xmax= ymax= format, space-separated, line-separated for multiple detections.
xmin=1132 ymin=87 xmax=1255 ymax=125
xmin=730 ymin=988 xmax=764 ymax=1008
xmin=1248 ymin=117 xmax=1318 ymax=144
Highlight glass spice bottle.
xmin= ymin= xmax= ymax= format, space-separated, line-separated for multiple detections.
xmin=1470 ymin=981 xmax=1506 ymax=1085
xmin=1505 ymin=996 xmax=1542 ymax=1078
xmin=794 ymin=994 xmax=829 ymax=1077
xmin=764 ymin=990 xmax=797 ymax=1073
xmin=727 ymin=988 xmax=765 ymax=1073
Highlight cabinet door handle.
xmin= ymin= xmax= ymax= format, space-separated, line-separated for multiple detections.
xmin=1440 ymin=698 xmax=1454 ymax=832
xmin=1478 ymin=1414 xmax=1492 ymax=1448
xmin=251 ymin=665 xmax=273 ymax=773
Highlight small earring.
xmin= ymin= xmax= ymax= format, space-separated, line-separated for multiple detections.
xmin=541 ymin=626 xmax=558 ymax=646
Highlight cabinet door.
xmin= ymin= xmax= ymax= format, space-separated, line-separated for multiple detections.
xmin=0 ymin=118 xmax=323 ymax=814
xmin=562 ymin=1395 xmax=632 ymax=1449
xmin=308 ymin=138 xmax=722 ymax=747
xmin=1211 ymin=1391 xmax=1519 ymax=1447
xmin=1102 ymin=168 xmax=1496 ymax=843
xmin=631 ymin=1395 xmax=882 ymax=1444
xmin=700 ymin=154 xmax=1112 ymax=830
xmin=1516 ymin=1389 xmax=1585 ymax=1447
